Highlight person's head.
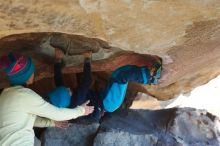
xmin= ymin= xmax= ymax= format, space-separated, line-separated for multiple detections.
xmin=47 ymin=86 xmax=72 ymax=108
xmin=149 ymin=58 xmax=162 ymax=85
xmin=0 ymin=52 xmax=35 ymax=86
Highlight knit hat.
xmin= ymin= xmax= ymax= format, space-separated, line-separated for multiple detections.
xmin=47 ymin=86 xmax=71 ymax=108
xmin=0 ymin=52 xmax=35 ymax=85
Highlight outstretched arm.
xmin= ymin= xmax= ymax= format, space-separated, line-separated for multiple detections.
xmin=54 ymin=62 xmax=64 ymax=87
xmin=76 ymin=52 xmax=92 ymax=105
xmin=54 ymin=48 xmax=65 ymax=87
xmin=34 ymin=116 xmax=55 ymax=127
xmin=22 ymin=88 xmax=94 ymax=121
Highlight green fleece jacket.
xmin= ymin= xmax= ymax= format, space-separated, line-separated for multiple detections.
xmin=0 ymin=86 xmax=85 ymax=146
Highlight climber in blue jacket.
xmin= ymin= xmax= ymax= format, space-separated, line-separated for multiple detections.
xmin=103 ymin=63 xmax=161 ymax=112
xmin=46 ymin=48 xmax=162 ymax=121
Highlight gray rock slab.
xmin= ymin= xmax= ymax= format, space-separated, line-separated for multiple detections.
xmin=94 ymin=108 xmax=220 ymax=146
xmin=42 ymin=122 xmax=100 ymax=146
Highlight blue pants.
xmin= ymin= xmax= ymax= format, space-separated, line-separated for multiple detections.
xmin=111 ymin=65 xmax=151 ymax=84
xmin=103 ymin=65 xmax=151 ymax=112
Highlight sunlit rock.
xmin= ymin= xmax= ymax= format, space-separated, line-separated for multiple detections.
xmin=0 ymin=0 xmax=220 ymax=100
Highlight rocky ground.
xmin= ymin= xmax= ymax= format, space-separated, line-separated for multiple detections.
xmin=42 ymin=108 xmax=220 ymax=146
xmin=1 ymin=0 xmax=220 ymax=101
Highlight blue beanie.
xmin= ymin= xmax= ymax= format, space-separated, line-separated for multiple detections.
xmin=47 ymin=86 xmax=71 ymax=108
xmin=1 ymin=53 xmax=35 ymax=85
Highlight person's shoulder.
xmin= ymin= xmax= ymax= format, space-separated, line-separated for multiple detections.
xmin=7 ymin=86 xmax=39 ymax=98
xmin=17 ymin=87 xmax=44 ymax=103
xmin=1 ymin=86 xmax=23 ymax=93
xmin=9 ymin=86 xmax=33 ymax=94
xmin=0 ymin=86 xmax=35 ymax=100
xmin=20 ymin=87 xmax=41 ymax=98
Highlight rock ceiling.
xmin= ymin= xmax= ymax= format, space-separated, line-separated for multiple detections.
xmin=0 ymin=0 xmax=220 ymax=100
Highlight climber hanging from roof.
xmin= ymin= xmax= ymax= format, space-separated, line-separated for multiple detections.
xmin=45 ymin=48 xmax=162 ymax=122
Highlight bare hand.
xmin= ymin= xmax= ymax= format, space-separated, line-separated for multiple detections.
xmin=82 ymin=51 xmax=92 ymax=59
xmin=54 ymin=121 xmax=69 ymax=129
xmin=81 ymin=100 xmax=94 ymax=116
xmin=55 ymin=48 xmax=65 ymax=60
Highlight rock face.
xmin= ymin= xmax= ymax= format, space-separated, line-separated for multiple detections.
xmin=43 ymin=108 xmax=220 ymax=146
xmin=0 ymin=1 xmax=219 ymax=52
xmin=94 ymin=108 xmax=220 ymax=146
xmin=43 ymin=122 xmax=100 ymax=146
xmin=0 ymin=0 xmax=220 ymax=100
xmin=0 ymin=33 xmax=161 ymax=97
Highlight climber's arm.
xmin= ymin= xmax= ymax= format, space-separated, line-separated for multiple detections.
xmin=76 ymin=53 xmax=92 ymax=105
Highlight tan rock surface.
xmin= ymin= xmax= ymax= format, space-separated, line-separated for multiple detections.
xmin=0 ymin=0 xmax=220 ymax=100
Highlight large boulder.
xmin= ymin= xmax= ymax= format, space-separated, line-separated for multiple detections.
xmin=42 ymin=122 xmax=100 ymax=146
xmin=42 ymin=108 xmax=220 ymax=146
xmin=94 ymin=108 xmax=220 ymax=146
